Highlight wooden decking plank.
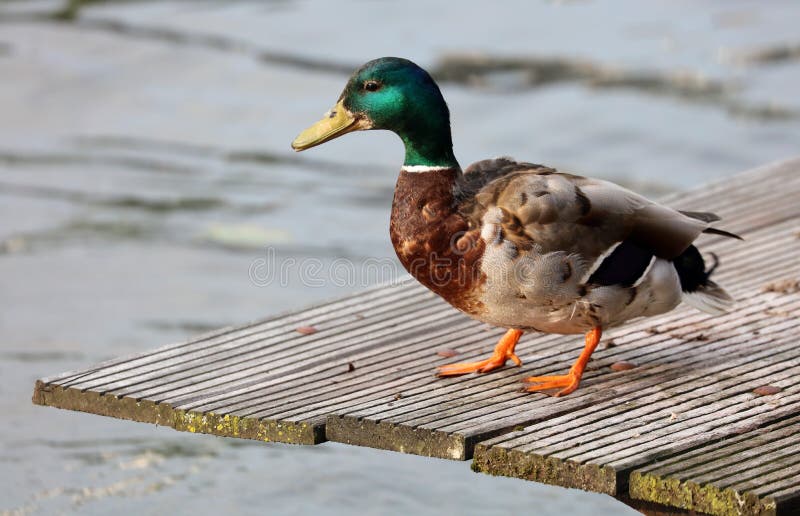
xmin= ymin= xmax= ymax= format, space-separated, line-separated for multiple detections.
xmin=749 ymin=473 xmax=800 ymax=499
xmin=178 ymin=324 xmax=503 ymax=417
xmin=54 ymin=279 xmax=428 ymax=388
xmin=629 ymin=414 xmax=800 ymax=515
xmin=34 ymin=279 xmax=434 ymax=446
xmin=668 ymin=164 xmax=800 ymax=223
xmin=473 ymin=337 xmax=800 ymax=498
xmin=163 ymin=321 xmax=487 ymax=414
xmin=584 ymin=385 xmax=800 ymax=470
xmin=660 ymin=158 xmax=800 ymax=213
xmin=633 ymin=415 xmax=800 ymax=479
xmin=253 ymin=326 xmax=507 ymax=419
xmin=65 ymin=282 xmax=433 ymax=391
xmin=32 ymin=380 xmax=329 ymax=445
xmin=178 ymin=317 xmax=480 ymax=416
xmin=516 ymin=330 xmax=800 ymax=457
xmin=696 ymin=444 xmax=800 ymax=491
xmin=165 ymin=310 xmax=471 ymax=413
xmin=482 ymin=338 xmax=800 ymax=451
xmin=331 ymin=338 xmax=578 ymax=420
xmin=104 ymin=296 xmax=452 ymax=398
xmin=761 ymin=486 xmax=800 ymax=516
xmin=477 ymin=399 xmax=800 ymax=499
xmin=640 ymin=418 xmax=800 ymax=482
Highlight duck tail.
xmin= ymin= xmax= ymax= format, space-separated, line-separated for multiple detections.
xmin=673 ymin=246 xmax=734 ymax=315
xmin=683 ymin=279 xmax=735 ymax=316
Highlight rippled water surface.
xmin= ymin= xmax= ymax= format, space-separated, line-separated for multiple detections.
xmin=2 ymin=1 xmax=800 ymax=514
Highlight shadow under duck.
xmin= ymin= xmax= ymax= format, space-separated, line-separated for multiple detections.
xmin=292 ymin=57 xmax=740 ymax=396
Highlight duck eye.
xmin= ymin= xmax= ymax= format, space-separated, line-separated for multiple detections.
xmin=364 ymin=80 xmax=381 ymax=92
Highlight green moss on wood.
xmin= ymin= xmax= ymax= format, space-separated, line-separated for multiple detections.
xmin=325 ymin=415 xmax=467 ymax=460
xmin=32 ymin=380 xmax=324 ymax=445
xmin=629 ymin=471 xmax=778 ymax=516
xmin=472 ymin=443 xmax=618 ymax=496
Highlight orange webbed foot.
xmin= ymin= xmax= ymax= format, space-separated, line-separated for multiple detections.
xmin=437 ymin=350 xmax=521 ymax=376
xmin=437 ymin=329 xmax=523 ymax=376
xmin=522 ymin=326 xmax=603 ymax=397
xmin=523 ymin=372 xmax=580 ymax=397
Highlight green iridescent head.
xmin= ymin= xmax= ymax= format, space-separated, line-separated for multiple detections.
xmin=292 ymin=57 xmax=459 ymax=168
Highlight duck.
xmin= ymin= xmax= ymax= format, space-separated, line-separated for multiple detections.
xmin=291 ymin=57 xmax=740 ymax=396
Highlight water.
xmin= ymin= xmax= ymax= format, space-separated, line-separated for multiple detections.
xmin=1 ymin=1 xmax=799 ymax=514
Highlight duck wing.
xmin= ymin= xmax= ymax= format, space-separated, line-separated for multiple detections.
xmin=456 ymin=157 xmax=737 ymax=289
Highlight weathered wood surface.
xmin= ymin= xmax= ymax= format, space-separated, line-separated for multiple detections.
xmin=32 ymin=279 xmax=439 ymax=445
xmin=33 ymin=158 xmax=800 ymax=515
xmin=629 ymin=414 xmax=800 ymax=515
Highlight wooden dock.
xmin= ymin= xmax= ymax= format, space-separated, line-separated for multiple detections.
xmin=33 ymin=158 xmax=800 ymax=515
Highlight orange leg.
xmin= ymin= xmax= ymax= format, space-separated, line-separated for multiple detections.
xmin=437 ymin=329 xmax=523 ymax=376
xmin=523 ymin=327 xmax=602 ymax=397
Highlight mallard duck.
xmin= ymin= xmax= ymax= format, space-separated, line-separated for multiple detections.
xmin=291 ymin=57 xmax=739 ymax=396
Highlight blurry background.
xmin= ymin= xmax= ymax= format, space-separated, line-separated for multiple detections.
xmin=1 ymin=1 xmax=799 ymax=514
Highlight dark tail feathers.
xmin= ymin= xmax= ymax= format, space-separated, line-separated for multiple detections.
xmin=674 ymin=245 xmax=734 ymax=315
xmin=679 ymin=210 xmax=743 ymax=241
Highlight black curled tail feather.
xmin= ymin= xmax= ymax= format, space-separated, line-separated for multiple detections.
xmin=703 ymin=227 xmax=743 ymax=240
xmin=673 ymin=245 xmax=734 ymax=315
xmin=679 ymin=211 xmax=743 ymax=241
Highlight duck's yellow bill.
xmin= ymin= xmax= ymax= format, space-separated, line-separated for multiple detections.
xmin=291 ymin=100 xmax=364 ymax=151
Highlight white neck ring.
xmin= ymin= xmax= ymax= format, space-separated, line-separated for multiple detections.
xmin=401 ymin=165 xmax=451 ymax=173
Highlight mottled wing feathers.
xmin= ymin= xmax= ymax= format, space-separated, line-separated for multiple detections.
xmin=456 ymin=158 xmax=724 ymax=282
xmin=456 ymin=157 xmax=555 ymax=225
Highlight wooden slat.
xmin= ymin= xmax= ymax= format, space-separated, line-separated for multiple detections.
xmin=43 ymin=279 xmax=427 ymax=386
xmin=32 ymin=157 xmax=800 ymax=514
xmin=629 ymin=415 xmax=800 ymax=515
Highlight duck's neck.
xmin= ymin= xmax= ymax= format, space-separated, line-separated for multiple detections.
xmin=398 ymin=111 xmax=460 ymax=169
xmin=392 ymin=122 xmax=461 ymax=225
xmin=391 ymin=168 xmax=460 ymax=228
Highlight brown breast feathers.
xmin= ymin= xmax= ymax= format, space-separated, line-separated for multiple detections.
xmin=389 ymin=169 xmax=485 ymax=314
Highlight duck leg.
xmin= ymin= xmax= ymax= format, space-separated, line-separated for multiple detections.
xmin=437 ymin=329 xmax=523 ymax=376
xmin=523 ymin=327 xmax=602 ymax=397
